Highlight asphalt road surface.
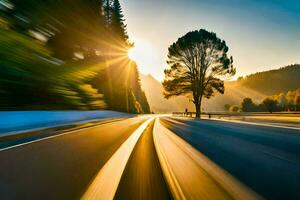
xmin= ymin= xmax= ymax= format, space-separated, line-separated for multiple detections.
xmin=114 ymin=120 xmax=172 ymax=200
xmin=161 ymin=117 xmax=300 ymax=200
xmin=0 ymin=115 xmax=299 ymax=200
xmin=0 ymin=117 xmax=147 ymax=199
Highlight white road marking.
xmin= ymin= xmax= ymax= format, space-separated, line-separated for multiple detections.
xmin=81 ymin=117 xmax=155 ymax=200
xmin=0 ymin=118 xmax=129 ymax=152
xmin=172 ymin=116 xmax=300 ymax=130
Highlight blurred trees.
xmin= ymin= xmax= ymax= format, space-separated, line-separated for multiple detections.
xmin=92 ymin=61 xmax=150 ymax=113
xmin=0 ymin=0 xmax=150 ymax=113
xmin=163 ymin=29 xmax=235 ymax=118
xmin=10 ymin=0 xmax=106 ymax=60
xmin=225 ymin=88 xmax=300 ymax=113
xmin=0 ymin=28 xmax=106 ymax=109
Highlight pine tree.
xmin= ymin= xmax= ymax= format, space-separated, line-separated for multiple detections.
xmin=111 ymin=0 xmax=129 ymax=43
xmin=129 ymin=62 xmax=151 ymax=113
xmin=103 ymin=0 xmax=113 ymax=27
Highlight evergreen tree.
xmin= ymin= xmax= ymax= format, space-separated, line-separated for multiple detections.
xmin=128 ymin=89 xmax=138 ymax=113
xmin=138 ymin=91 xmax=151 ymax=113
xmin=103 ymin=0 xmax=113 ymax=27
xmin=10 ymin=0 xmax=106 ymax=60
xmin=0 ymin=0 xmax=151 ymax=112
xmin=111 ymin=0 xmax=129 ymax=43
xmin=128 ymin=62 xmax=150 ymax=113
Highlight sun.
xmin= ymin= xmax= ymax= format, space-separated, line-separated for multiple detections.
xmin=126 ymin=39 xmax=156 ymax=75
xmin=128 ymin=47 xmax=139 ymax=61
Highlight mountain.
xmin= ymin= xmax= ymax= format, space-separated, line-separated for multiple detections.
xmin=139 ymin=74 xmax=194 ymax=113
xmin=140 ymin=64 xmax=300 ymax=113
xmin=237 ymin=64 xmax=300 ymax=95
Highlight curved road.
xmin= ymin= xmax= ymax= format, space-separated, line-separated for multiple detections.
xmin=0 ymin=115 xmax=299 ymax=200
xmin=161 ymin=117 xmax=300 ymax=200
xmin=0 ymin=117 xmax=147 ymax=199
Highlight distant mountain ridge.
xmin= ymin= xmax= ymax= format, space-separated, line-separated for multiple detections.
xmin=237 ymin=64 xmax=300 ymax=95
xmin=140 ymin=64 xmax=300 ymax=113
xmin=139 ymin=74 xmax=194 ymax=113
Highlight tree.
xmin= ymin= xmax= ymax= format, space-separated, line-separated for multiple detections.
xmin=286 ymin=90 xmax=296 ymax=111
xmin=230 ymin=105 xmax=240 ymax=112
xmin=277 ymin=93 xmax=288 ymax=111
xmin=295 ymin=89 xmax=300 ymax=111
xmin=163 ymin=29 xmax=235 ymax=118
xmin=262 ymin=98 xmax=278 ymax=113
xmin=128 ymin=89 xmax=139 ymax=113
xmin=241 ymin=97 xmax=256 ymax=112
xmin=0 ymin=28 xmax=107 ymax=110
xmin=224 ymin=104 xmax=231 ymax=111
xmin=10 ymin=0 xmax=106 ymax=60
xmin=138 ymin=91 xmax=151 ymax=113
xmin=111 ymin=0 xmax=128 ymax=43
xmin=71 ymin=84 xmax=106 ymax=110
xmin=1 ymin=0 xmax=150 ymax=113
xmin=103 ymin=0 xmax=113 ymax=27
xmin=127 ymin=62 xmax=150 ymax=113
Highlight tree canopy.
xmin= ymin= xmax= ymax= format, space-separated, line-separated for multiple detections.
xmin=0 ymin=0 xmax=150 ymax=113
xmin=229 ymin=88 xmax=300 ymax=113
xmin=163 ymin=29 xmax=235 ymax=117
xmin=262 ymin=98 xmax=278 ymax=113
xmin=241 ymin=98 xmax=256 ymax=112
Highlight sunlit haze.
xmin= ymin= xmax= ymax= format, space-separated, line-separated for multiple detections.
xmin=128 ymin=38 xmax=158 ymax=75
xmin=122 ymin=0 xmax=300 ymax=81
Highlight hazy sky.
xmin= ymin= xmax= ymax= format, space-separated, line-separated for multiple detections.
xmin=121 ymin=0 xmax=300 ymax=81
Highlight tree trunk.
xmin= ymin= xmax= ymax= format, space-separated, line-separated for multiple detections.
xmin=194 ymin=94 xmax=202 ymax=118
xmin=195 ymin=101 xmax=201 ymax=118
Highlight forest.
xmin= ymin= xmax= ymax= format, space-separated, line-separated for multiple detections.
xmin=0 ymin=0 xmax=150 ymax=113
xmin=237 ymin=64 xmax=300 ymax=95
xmin=225 ymin=88 xmax=300 ymax=113
xmin=222 ymin=64 xmax=300 ymax=113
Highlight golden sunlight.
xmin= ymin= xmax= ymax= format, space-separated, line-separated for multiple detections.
xmin=128 ymin=47 xmax=139 ymax=61
xmin=127 ymin=39 xmax=156 ymax=74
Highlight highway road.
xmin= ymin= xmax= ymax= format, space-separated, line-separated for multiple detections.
xmin=114 ymin=120 xmax=172 ymax=200
xmin=0 ymin=115 xmax=299 ymax=200
xmin=161 ymin=117 xmax=300 ymax=200
xmin=0 ymin=117 xmax=147 ymax=199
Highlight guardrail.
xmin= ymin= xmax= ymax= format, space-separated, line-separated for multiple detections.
xmin=172 ymin=112 xmax=300 ymax=118
xmin=173 ymin=112 xmax=217 ymax=118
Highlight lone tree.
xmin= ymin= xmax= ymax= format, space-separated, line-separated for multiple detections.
xmin=163 ymin=29 xmax=235 ymax=118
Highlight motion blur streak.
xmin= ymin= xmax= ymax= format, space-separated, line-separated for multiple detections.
xmin=82 ymin=117 xmax=154 ymax=200
xmin=153 ymin=118 xmax=261 ymax=200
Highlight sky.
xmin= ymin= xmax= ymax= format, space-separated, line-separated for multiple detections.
xmin=121 ymin=0 xmax=300 ymax=81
